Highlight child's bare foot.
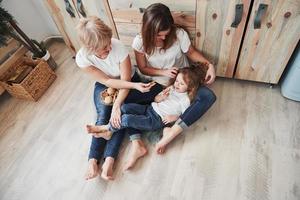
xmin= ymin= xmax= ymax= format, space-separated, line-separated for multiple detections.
xmin=86 ymin=125 xmax=112 ymax=140
xmin=123 ymin=139 xmax=148 ymax=170
xmin=91 ymin=131 xmax=113 ymax=140
xmin=85 ymin=159 xmax=100 ymax=180
xmin=101 ymin=157 xmax=114 ymax=181
xmin=155 ymin=125 xmax=182 ymax=154
xmin=86 ymin=124 xmax=109 ymax=133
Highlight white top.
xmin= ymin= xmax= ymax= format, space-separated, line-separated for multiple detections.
xmin=151 ymin=86 xmax=190 ymax=118
xmin=132 ymin=28 xmax=191 ymax=86
xmin=76 ymin=38 xmax=135 ymax=78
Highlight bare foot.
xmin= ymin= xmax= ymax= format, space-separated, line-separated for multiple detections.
xmin=85 ymin=159 xmax=100 ymax=180
xmin=101 ymin=157 xmax=114 ymax=181
xmin=86 ymin=124 xmax=109 ymax=133
xmin=155 ymin=126 xmax=182 ymax=154
xmin=86 ymin=125 xmax=112 ymax=140
xmin=123 ymin=139 xmax=148 ymax=170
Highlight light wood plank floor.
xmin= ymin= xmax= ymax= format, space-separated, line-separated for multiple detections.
xmin=0 ymin=42 xmax=299 ymax=200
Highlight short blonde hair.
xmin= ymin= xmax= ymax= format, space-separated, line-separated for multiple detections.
xmin=77 ymin=16 xmax=112 ymax=54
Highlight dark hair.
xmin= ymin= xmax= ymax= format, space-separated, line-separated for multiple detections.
xmin=178 ymin=63 xmax=208 ymax=101
xmin=141 ymin=3 xmax=178 ymax=55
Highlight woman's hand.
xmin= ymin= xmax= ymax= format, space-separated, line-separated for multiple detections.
xmin=162 ymin=115 xmax=179 ymax=124
xmin=205 ymin=63 xmax=216 ymax=85
xmin=134 ymin=82 xmax=156 ymax=93
xmin=162 ymin=67 xmax=178 ymax=78
xmin=110 ymin=104 xmax=121 ymax=128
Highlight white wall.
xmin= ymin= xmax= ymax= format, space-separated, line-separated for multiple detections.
xmin=2 ymin=0 xmax=60 ymax=42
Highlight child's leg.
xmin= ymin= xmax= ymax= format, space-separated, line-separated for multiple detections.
xmin=155 ymin=125 xmax=183 ymax=154
xmin=86 ymin=104 xmax=158 ymax=137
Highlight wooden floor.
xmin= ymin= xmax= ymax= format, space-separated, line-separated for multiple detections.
xmin=0 ymin=42 xmax=299 ymax=200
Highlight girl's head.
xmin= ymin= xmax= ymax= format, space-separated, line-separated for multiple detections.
xmin=141 ymin=3 xmax=177 ymax=55
xmin=174 ymin=63 xmax=208 ymax=101
xmin=77 ymin=16 xmax=112 ymax=58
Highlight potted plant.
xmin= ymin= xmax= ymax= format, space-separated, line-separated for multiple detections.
xmin=0 ymin=0 xmax=57 ymax=69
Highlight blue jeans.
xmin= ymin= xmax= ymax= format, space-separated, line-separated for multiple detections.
xmin=88 ymin=73 xmax=162 ymax=161
xmin=176 ymin=86 xmax=216 ymax=129
xmin=109 ymin=104 xmax=164 ymax=133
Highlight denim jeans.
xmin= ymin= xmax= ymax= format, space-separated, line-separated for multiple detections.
xmin=176 ymin=86 xmax=216 ymax=129
xmin=88 ymin=73 xmax=162 ymax=161
xmin=109 ymin=103 xmax=164 ymax=133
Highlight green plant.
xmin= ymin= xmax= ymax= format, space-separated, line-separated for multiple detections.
xmin=0 ymin=0 xmax=47 ymax=58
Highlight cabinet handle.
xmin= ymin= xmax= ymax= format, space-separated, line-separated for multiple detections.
xmin=231 ymin=4 xmax=243 ymax=28
xmin=64 ymin=0 xmax=75 ymax=18
xmin=77 ymin=0 xmax=87 ymax=17
xmin=254 ymin=4 xmax=268 ymax=29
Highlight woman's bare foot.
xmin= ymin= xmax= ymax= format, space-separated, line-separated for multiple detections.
xmin=86 ymin=125 xmax=112 ymax=140
xmin=123 ymin=139 xmax=148 ymax=170
xmin=101 ymin=157 xmax=114 ymax=181
xmin=86 ymin=124 xmax=109 ymax=133
xmin=155 ymin=125 xmax=183 ymax=154
xmin=85 ymin=159 xmax=100 ymax=180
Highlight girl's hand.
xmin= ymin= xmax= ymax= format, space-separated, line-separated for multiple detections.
xmin=162 ymin=115 xmax=179 ymax=124
xmin=134 ymin=82 xmax=156 ymax=93
xmin=163 ymin=67 xmax=178 ymax=78
xmin=161 ymin=87 xmax=171 ymax=99
xmin=157 ymin=87 xmax=171 ymax=101
xmin=205 ymin=63 xmax=216 ymax=85
xmin=110 ymin=104 xmax=121 ymax=128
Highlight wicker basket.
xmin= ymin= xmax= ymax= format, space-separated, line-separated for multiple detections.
xmin=0 ymin=57 xmax=57 ymax=101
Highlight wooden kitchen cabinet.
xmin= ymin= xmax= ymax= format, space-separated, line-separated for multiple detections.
xmin=45 ymin=0 xmax=82 ymax=53
xmin=45 ymin=0 xmax=300 ymax=84
xmin=235 ymin=0 xmax=300 ymax=83
xmin=195 ymin=0 xmax=252 ymax=78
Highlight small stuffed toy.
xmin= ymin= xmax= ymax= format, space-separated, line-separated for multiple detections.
xmin=100 ymin=87 xmax=118 ymax=105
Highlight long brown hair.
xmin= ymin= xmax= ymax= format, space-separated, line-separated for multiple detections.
xmin=141 ymin=3 xmax=178 ymax=55
xmin=178 ymin=63 xmax=208 ymax=101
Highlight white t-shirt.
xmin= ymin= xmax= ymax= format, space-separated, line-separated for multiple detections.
xmin=132 ymin=28 xmax=191 ymax=86
xmin=76 ymin=38 xmax=135 ymax=78
xmin=151 ymin=86 xmax=190 ymax=118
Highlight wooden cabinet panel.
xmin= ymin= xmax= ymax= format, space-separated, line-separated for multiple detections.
xmin=235 ymin=0 xmax=300 ymax=84
xmin=45 ymin=0 xmax=82 ymax=53
xmin=195 ymin=0 xmax=251 ymax=78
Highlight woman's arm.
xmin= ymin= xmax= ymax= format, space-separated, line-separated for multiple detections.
xmin=109 ymin=56 xmax=131 ymax=128
xmin=113 ymin=55 xmax=132 ymax=107
xmin=81 ymin=59 xmax=152 ymax=92
xmin=186 ymin=46 xmax=216 ymax=84
xmin=82 ymin=65 xmax=135 ymax=89
xmin=135 ymin=50 xmax=178 ymax=78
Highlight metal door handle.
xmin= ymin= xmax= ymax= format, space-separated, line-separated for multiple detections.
xmin=64 ymin=0 xmax=75 ymax=18
xmin=77 ymin=0 xmax=87 ymax=17
xmin=231 ymin=4 xmax=243 ymax=28
xmin=254 ymin=4 xmax=268 ymax=29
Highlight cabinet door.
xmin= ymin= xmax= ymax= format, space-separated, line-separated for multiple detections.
xmin=45 ymin=0 xmax=82 ymax=53
xmin=235 ymin=0 xmax=300 ymax=84
xmin=195 ymin=0 xmax=251 ymax=78
xmin=108 ymin=0 xmax=197 ymax=64
xmin=73 ymin=0 xmax=119 ymax=39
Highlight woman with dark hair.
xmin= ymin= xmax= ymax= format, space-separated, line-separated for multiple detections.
xmin=132 ymin=3 xmax=217 ymax=154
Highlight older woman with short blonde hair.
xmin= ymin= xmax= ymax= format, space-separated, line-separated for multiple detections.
xmin=76 ymin=16 xmax=161 ymax=181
